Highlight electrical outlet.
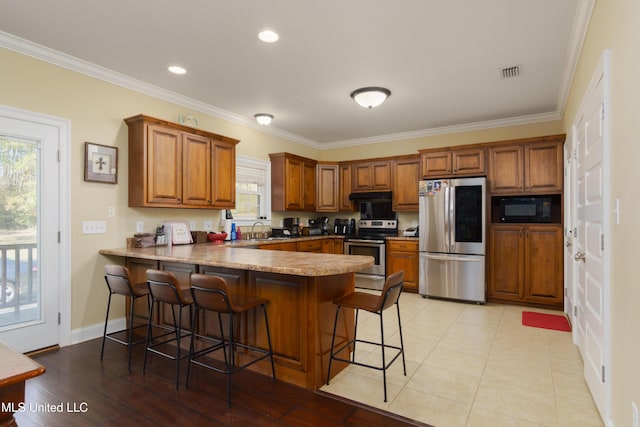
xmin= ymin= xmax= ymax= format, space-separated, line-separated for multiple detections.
xmin=189 ymin=221 xmax=196 ymax=230
xmin=136 ymin=221 xmax=144 ymax=232
xmin=107 ymin=206 xmax=115 ymax=218
xmin=203 ymin=221 xmax=212 ymax=231
xmin=82 ymin=221 xmax=107 ymax=234
xmin=632 ymin=401 xmax=638 ymax=427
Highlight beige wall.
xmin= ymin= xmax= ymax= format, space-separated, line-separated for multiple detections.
xmin=561 ymin=0 xmax=640 ymax=424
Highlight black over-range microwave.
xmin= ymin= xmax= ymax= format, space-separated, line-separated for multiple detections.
xmin=499 ymin=197 xmax=552 ymax=223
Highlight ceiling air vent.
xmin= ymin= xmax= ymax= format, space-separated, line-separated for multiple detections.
xmin=501 ymin=65 xmax=520 ymax=79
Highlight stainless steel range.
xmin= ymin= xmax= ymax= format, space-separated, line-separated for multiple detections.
xmin=344 ymin=219 xmax=398 ymax=290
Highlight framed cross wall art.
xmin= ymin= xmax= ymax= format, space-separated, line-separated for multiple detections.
xmin=84 ymin=142 xmax=118 ymax=184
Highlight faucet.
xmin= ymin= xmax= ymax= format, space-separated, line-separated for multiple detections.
xmin=251 ymin=221 xmax=265 ymax=239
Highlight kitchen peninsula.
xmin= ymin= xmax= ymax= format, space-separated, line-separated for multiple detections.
xmin=99 ymin=243 xmax=374 ymax=390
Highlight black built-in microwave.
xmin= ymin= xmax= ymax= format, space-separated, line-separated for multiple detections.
xmin=499 ymin=196 xmax=552 ymax=223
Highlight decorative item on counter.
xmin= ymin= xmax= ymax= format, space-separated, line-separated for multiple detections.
xmin=236 ymin=227 xmax=242 ymax=240
xmin=207 ymin=232 xmax=228 ymax=243
xmin=163 ymin=221 xmax=193 ymax=245
xmin=190 ymin=231 xmax=208 ymax=244
xmin=155 ymin=225 xmax=167 ymax=246
xmin=230 ymin=223 xmax=237 ymax=240
xmin=134 ymin=233 xmax=156 ymax=248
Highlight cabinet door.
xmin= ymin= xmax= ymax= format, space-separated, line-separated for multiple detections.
xmin=524 ymin=142 xmax=563 ymax=193
xmin=147 ymin=124 xmax=183 ymax=205
xmin=386 ymin=240 xmax=419 ymax=293
xmin=339 ymin=164 xmax=354 ymax=211
xmin=182 ymin=133 xmax=211 ymax=206
xmin=453 ymin=148 xmax=485 ymax=176
xmin=211 ymin=139 xmax=236 ymax=207
xmin=352 ymin=161 xmax=391 ymax=191
xmin=302 ymin=160 xmax=316 ymax=211
xmin=316 ymin=164 xmax=339 ymax=212
xmin=297 ymin=240 xmax=323 ymax=253
xmin=489 ymin=145 xmax=524 ymax=194
xmin=488 ymin=225 xmax=525 ymax=300
xmin=352 ymin=163 xmax=373 ymax=191
xmin=284 ymin=156 xmax=303 ymax=210
xmin=392 ymin=157 xmax=420 ymax=211
xmin=525 ymin=225 xmax=563 ymax=303
xmin=421 ymin=151 xmax=452 ymax=178
xmin=371 ymin=161 xmax=391 ymax=189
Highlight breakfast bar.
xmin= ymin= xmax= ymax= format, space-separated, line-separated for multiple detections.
xmin=99 ymin=244 xmax=373 ymax=390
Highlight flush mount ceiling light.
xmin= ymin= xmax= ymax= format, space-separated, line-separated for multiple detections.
xmin=350 ymin=87 xmax=391 ymax=109
xmin=258 ymin=30 xmax=279 ymax=43
xmin=254 ymin=113 xmax=274 ymax=126
xmin=168 ymin=65 xmax=187 ymax=75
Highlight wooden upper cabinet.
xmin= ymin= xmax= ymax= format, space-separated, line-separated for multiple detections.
xmin=270 ymin=152 xmax=317 ymax=212
xmin=420 ymin=148 xmax=485 ymax=178
xmin=146 ymin=124 xmax=183 ymax=205
xmin=352 ymin=160 xmax=391 ymax=191
xmin=392 ymin=156 xmax=420 ymax=211
xmin=338 ymin=163 xmax=355 ymax=211
xmin=125 ymin=114 xmax=239 ymax=209
xmin=182 ymin=133 xmax=211 ymax=206
xmin=316 ymin=163 xmax=339 ymax=212
xmin=488 ymin=145 xmax=524 ymax=193
xmin=210 ymin=139 xmax=236 ymax=207
xmin=524 ymin=142 xmax=563 ymax=193
xmin=489 ymin=138 xmax=564 ymax=195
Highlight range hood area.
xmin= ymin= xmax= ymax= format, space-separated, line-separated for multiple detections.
xmin=348 ymin=191 xmax=392 ymax=202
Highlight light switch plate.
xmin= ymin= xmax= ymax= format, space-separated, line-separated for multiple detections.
xmin=82 ymin=221 xmax=107 ymax=234
xmin=136 ymin=221 xmax=144 ymax=232
xmin=203 ymin=221 xmax=212 ymax=231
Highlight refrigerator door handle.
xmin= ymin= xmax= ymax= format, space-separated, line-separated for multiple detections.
xmin=421 ymin=253 xmax=484 ymax=262
xmin=443 ymin=184 xmax=450 ymax=250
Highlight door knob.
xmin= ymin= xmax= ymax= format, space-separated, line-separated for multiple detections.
xmin=574 ymin=251 xmax=586 ymax=262
xmin=565 ymin=241 xmax=572 ymax=247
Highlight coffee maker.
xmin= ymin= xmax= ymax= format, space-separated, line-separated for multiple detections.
xmin=333 ymin=218 xmax=355 ymax=235
xmin=283 ymin=217 xmax=300 ymax=237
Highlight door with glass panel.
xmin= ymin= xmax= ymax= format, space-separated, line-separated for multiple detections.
xmin=0 ymin=114 xmax=59 ymax=352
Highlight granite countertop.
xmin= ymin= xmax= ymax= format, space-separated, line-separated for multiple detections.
xmin=99 ymin=243 xmax=373 ymax=277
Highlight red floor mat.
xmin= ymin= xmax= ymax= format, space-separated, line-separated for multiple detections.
xmin=522 ymin=311 xmax=571 ymax=332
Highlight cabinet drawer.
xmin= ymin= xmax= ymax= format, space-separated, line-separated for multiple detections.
xmin=296 ymin=240 xmax=323 ymax=252
xmin=386 ymin=240 xmax=418 ymax=251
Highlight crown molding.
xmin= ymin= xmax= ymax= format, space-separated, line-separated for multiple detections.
xmin=1 ymin=17 xmax=586 ymax=152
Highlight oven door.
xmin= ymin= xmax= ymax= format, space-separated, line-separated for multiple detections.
xmin=344 ymin=239 xmax=385 ymax=276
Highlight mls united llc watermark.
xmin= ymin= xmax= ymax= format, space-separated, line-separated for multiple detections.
xmin=2 ymin=401 xmax=89 ymax=413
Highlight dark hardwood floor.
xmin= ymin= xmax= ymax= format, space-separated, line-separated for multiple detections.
xmin=16 ymin=338 xmax=431 ymax=426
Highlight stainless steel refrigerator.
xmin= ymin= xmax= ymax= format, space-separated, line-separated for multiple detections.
xmin=418 ymin=177 xmax=486 ymax=303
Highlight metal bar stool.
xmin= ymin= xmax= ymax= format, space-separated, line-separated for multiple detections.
xmin=186 ymin=274 xmax=276 ymax=406
xmin=143 ymin=269 xmax=193 ymax=389
xmin=326 ymin=270 xmax=406 ymax=402
xmin=101 ymin=264 xmax=150 ymax=372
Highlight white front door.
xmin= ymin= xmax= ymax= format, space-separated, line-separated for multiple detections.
xmin=572 ymin=50 xmax=610 ymax=421
xmin=0 ymin=108 xmax=64 ymax=352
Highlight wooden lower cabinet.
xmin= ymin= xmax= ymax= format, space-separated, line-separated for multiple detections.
xmin=125 ymin=259 xmax=355 ymax=390
xmin=258 ymin=241 xmax=297 ymax=251
xmin=488 ymin=224 xmax=563 ymax=307
xmin=322 ymin=238 xmax=344 ymax=254
xmin=386 ymin=240 xmax=419 ymax=293
xmin=296 ymin=240 xmax=323 ymax=253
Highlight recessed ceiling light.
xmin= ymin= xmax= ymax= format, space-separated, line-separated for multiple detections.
xmin=258 ymin=30 xmax=279 ymax=43
xmin=168 ymin=65 xmax=187 ymax=75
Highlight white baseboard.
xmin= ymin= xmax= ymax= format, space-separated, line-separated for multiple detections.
xmin=70 ymin=317 xmax=126 ymax=345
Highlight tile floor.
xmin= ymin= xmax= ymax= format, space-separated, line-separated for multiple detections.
xmin=320 ymin=292 xmax=604 ymax=427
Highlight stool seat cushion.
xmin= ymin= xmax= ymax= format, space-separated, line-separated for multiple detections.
xmin=333 ymin=292 xmax=381 ymax=313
